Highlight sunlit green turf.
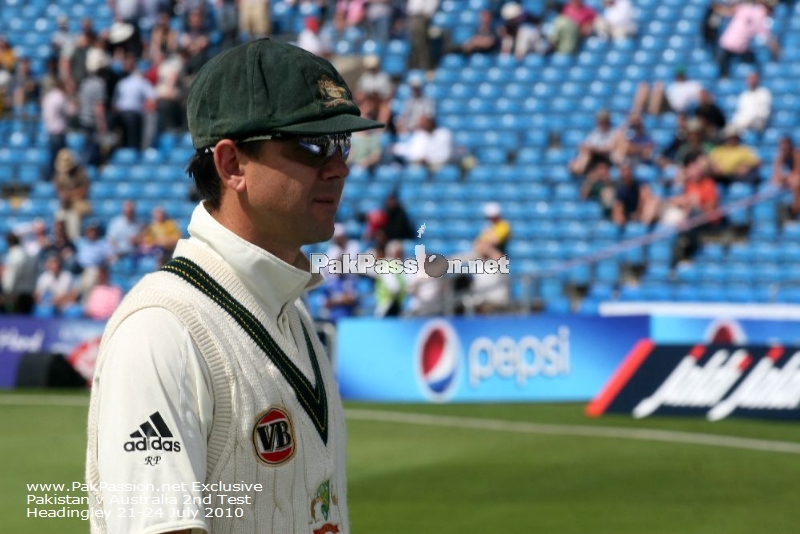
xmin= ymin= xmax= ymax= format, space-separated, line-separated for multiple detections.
xmin=2 ymin=392 xmax=799 ymax=534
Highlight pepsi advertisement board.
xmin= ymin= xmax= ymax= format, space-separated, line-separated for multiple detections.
xmin=335 ymin=315 xmax=649 ymax=402
xmin=587 ymin=342 xmax=800 ymax=421
xmin=650 ymin=316 xmax=800 ymax=346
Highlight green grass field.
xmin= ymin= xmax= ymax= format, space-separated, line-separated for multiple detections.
xmin=3 ymin=391 xmax=800 ymax=533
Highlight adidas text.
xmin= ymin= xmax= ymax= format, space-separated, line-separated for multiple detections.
xmin=124 ymin=437 xmax=182 ymax=452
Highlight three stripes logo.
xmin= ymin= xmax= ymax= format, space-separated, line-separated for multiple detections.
xmin=124 ymin=412 xmax=182 ymax=452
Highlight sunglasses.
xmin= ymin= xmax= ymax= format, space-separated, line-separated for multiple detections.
xmin=228 ymin=133 xmax=352 ymax=168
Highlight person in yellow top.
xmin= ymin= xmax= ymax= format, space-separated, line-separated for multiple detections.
xmin=707 ymin=128 xmax=761 ymax=186
xmin=474 ymin=202 xmax=511 ymax=260
xmin=139 ymin=205 xmax=182 ymax=263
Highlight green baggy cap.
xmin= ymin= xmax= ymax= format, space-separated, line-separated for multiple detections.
xmin=187 ymin=39 xmax=385 ymax=150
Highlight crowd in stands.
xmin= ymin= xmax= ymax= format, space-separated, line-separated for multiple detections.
xmin=0 ymin=0 xmax=798 ymax=319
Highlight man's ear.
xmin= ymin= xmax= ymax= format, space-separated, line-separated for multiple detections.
xmin=213 ymin=140 xmax=247 ymax=193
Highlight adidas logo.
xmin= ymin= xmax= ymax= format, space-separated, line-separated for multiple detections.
xmin=124 ymin=412 xmax=182 ymax=452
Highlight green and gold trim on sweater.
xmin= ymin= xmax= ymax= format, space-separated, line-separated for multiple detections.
xmin=161 ymin=256 xmax=329 ymax=445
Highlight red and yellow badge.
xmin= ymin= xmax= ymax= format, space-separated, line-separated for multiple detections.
xmin=252 ymin=407 xmax=295 ymax=466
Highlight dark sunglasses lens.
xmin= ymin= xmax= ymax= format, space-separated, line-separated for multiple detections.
xmin=297 ymin=136 xmax=350 ymax=166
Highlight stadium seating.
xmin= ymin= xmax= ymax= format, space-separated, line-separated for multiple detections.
xmin=2 ymin=0 xmax=800 ymax=317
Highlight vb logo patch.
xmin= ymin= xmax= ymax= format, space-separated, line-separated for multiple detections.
xmin=252 ymin=407 xmax=296 ymax=466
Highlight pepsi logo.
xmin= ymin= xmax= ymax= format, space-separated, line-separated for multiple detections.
xmin=252 ymin=407 xmax=296 ymax=466
xmin=416 ymin=320 xmax=461 ymax=401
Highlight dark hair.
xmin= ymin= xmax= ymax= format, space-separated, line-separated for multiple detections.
xmin=185 ymin=142 xmax=265 ymax=210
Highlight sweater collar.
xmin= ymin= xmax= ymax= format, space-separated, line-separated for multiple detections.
xmin=184 ymin=202 xmax=324 ymax=322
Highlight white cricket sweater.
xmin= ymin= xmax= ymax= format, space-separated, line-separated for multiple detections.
xmin=86 ymin=210 xmax=348 ymax=534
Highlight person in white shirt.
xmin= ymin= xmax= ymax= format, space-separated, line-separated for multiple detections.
xmin=85 ymin=39 xmax=383 ymax=534
xmin=632 ymin=67 xmax=702 ymax=117
xmin=730 ymin=71 xmax=772 ymax=133
xmin=594 ymin=0 xmax=637 ymax=41
xmin=41 ymin=79 xmax=73 ymax=178
xmin=393 ymin=114 xmax=454 ymax=170
xmin=113 ymin=55 xmax=157 ymax=150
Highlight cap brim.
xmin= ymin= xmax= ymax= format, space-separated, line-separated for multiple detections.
xmin=275 ymin=114 xmax=385 ymax=135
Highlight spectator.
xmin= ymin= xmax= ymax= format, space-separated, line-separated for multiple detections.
xmin=41 ymin=79 xmax=73 ymax=180
xmin=63 ymin=27 xmax=94 ymax=92
xmin=498 ymin=2 xmax=549 ymax=59
xmin=366 ymin=0 xmax=393 ymax=44
xmin=149 ymin=10 xmax=179 ymax=59
xmin=656 ymin=113 xmax=690 ymax=168
xmin=473 ymin=201 xmax=511 ymax=259
xmin=0 ymin=36 xmax=16 ymax=72
xmin=19 ymin=219 xmax=53 ymax=265
xmin=694 ymin=88 xmax=727 ymax=140
xmin=0 ymin=66 xmax=10 ymax=115
xmin=82 ymin=263 xmax=123 ymax=320
xmin=325 ymin=223 xmax=361 ymax=267
xmin=356 ymin=55 xmax=393 ymax=126
xmin=611 ymin=161 xmax=660 ymax=227
xmin=139 ymin=205 xmax=182 ymax=262
xmin=549 ymin=0 xmax=597 ymax=54
xmin=392 ymin=114 xmax=454 ymax=170
xmin=51 ymin=16 xmax=72 ymax=59
xmin=459 ymin=9 xmax=499 ymax=55
xmin=613 ymin=113 xmax=655 ymax=167
xmin=106 ymin=199 xmax=144 ymax=259
xmin=594 ymin=0 xmax=638 ymax=41
xmin=580 ymin=160 xmax=617 ymax=218
xmin=12 ymin=58 xmax=40 ymax=110
xmin=771 ymin=135 xmax=800 ymax=220
xmin=407 ymin=0 xmax=439 ymax=71
xmin=405 ymin=266 xmax=444 ymax=315
xmin=153 ymin=50 xmax=186 ymax=134
xmin=466 ymin=245 xmax=511 ymax=315
xmin=668 ymin=157 xmax=722 ymax=223
xmin=53 ymin=148 xmax=91 ymax=217
xmin=179 ymin=9 xmax=211 ymax=76
xmin=361 ymin=208 xmax=388 ymax=246
xmin=41 ymin=219 xmax=79 ymax=275
xmin=1 ymin=232 xmax=37 ymax=315
xmin=112 ymin=54 xmax=157 ymax=150
xmin=320 ymin=9 xmax=350 ymax=50
xmin=729 ymin=71 xmax=772 ymax=134
xmin=38 ymin=58 xmax=60 ymax=98
xmin=707 ymin=127 xmax=762 ymax=186
xmin=321 ymin=274 xmax=359 ymax=323
xmin=371 ymin=240 xmax=407 ymax=317
xmin=297 ymin=16 xmax=331 ymax=58
xmin=75 ymin=221 xmax=114 ymax=293
xmin=383 ymin=193 xmax=416 ymax=242
xmin=76 ymin=51 xmax=110 ymax=166
xmin=216 ymin=0 xmax=241 ymax=51
xmin=396 ymin=77 xmax=435 ymax=135
xmin=715 ymin=0 xmax=780 ymax=79
xmin=239 ymin=0 xmax=271 ymax=40
xmin=34 ymin=255 xmax=77 ymax=314
xmin=632 ymin=67 xmax=703 ymax=117
xmin=661 ymin=156 xmax=722 ymax=263
xmin=108 ymin=20 xmax=142 ymax=59
xmin=569 ymin=110 xmax=619 ymax=177
xmin=350 ymin=123 xmax=385 ymax=172
xmin=672 ymin=119 xmax=715 ymax=185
